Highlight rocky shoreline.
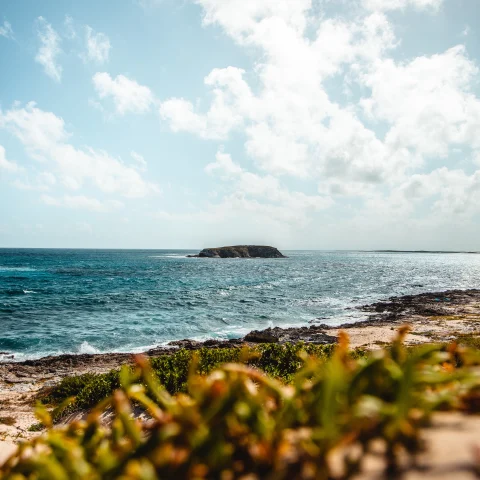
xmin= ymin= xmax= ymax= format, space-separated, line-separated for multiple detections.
xmin=1 ymin=288 xmax=480 ymax=454
xmin=2 ymin=288 xmax=480 ymax=474
xmin=2 ymin=288 xmax=480 ymax=369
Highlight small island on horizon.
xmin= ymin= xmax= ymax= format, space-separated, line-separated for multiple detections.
xmin=186 ymin=245 xmax=287 ymax=258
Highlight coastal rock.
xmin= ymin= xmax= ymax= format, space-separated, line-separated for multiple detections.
xmin=352 ymin=289 xmax=480 ymax=326
xmin=188 ymin=245 xmax=286 ymax=259
xmin=245 ymin=326 xmax=337 ymax=344
xmin=167 ymin=339 xmax=202 ymax=349
xmin=164 ymin=338 xmax=244 ymax=351
xmin=244 ymin=329 xmax=280 ymax=343
xmin=4 ymin=375 xmax=35 ymax=384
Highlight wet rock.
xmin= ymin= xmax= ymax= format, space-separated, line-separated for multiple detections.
xmin=168 ymin=339 xmax=202 ymax=349
xmin=166 ymin=338 xmax=244 ymax=350
xmin=245 ymin=326 xmax=337 ymax=344
xmin=244 ymin=329 xmax=280 ymax=343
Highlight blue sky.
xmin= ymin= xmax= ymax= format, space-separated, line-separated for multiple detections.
xmin=0 ymin=0 xmax=479 ymax=249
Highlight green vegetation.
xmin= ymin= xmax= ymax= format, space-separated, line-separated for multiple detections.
xmin=41 ymin=343 xmax=346 ymax=413
xmin=2 ymin=328 xmax=480 ymax=479
xmin=454 ymin=332 xmax=480 ymax=349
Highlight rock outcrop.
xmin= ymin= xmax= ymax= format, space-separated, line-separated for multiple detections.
xmin=187 ymin=245 xmax=286 ymax=258
xmin=244 ymin=326 xmax=337 ymax=344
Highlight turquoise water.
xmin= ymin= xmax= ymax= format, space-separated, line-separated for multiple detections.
xmin=1 ymin=249 xmax=480 ymax=361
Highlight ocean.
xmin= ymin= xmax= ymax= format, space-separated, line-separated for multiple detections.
xmin=1 ymin=249 xmax=480 ymax=361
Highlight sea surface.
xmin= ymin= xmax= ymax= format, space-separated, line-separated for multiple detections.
xmin=1 ymin=249 xmax=480 ymax=361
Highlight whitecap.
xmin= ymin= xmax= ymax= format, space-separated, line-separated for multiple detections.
xmin=78 ymin=341 xmax=101 ymax=354
xmin=0 ymin=266 xmax=37 ymax=272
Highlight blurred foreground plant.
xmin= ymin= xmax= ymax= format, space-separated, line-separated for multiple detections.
xmin=2 ymin=329 xmax=480 ymax=480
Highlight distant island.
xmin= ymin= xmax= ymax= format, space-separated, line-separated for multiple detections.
xmin=187 ymin=245 xmax=287 ymax=258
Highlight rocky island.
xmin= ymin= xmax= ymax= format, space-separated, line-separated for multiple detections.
xmin=187 ymin=245 xmax=286 ymax=258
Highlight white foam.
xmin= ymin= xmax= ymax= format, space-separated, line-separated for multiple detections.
xmin=78 ymin=341 xmax=101 ymax=355
xmin=0 ymin=266 xmax=37 ymax=272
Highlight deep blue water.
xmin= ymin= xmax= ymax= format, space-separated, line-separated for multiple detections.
xmin=1 ymin=249 xmax=480 ymax=361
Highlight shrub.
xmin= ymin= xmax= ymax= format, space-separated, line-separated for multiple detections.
xmin=41 ymin=343 xmax=346 ymax=414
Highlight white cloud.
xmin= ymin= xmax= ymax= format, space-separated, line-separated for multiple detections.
xmin=84 ymin=26 xmax=111 ymax=64
xmin=93 ymin=72 xmax=154 ymax=115
xmin=359 ymin=45 xmax=480 ymax=157
xmin=160 ymin=7 xmax=404 ymax=186
xmin=42 ymin=194 xmax=124 ymax=212
xmin=149 ymin=0 xmax=480 ymax=245
xmin=205 ymin=151 xmax=332 ymax=225
xmin=35 ymin=17 xmax=62 ymax=82
xmin=385 ymin=167 xmax=480 ymax=219
xmin=13 ymin=172 xmax=56 ymax=191
xmin=130 ymin=151 xmax=147 ymax=171
xmin=197 ymin=0 xmax=311 ymax=44
xmin=160 ymin=1 xmax=480 ymax=201
xmin=362 ymin=0 xmax=443 ymax=12
xmin=205 ymin=150 xmax=242 ymax=176
xmin=64 ymin=15 xmax=76 ymax=40
xmin=0 ymin=145 xmax=22 ymax=172
xmin=0 ymin=102 xmax=158 ymax=198
xmin=160 ymin=67 xmax=250 ymax=139
xmin=0 ymin=20 xmax=14 ymax=39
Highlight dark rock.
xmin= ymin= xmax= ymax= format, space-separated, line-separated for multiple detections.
xmin=245 ymin=326 xmax=337 ymax=344
xmin=322 ymin=289 xmax=480 ymax=330
xmin=244 ymin=328 xmax=280 ymax=343
xmin=203 ymin=339 xmax=224 ymax=347
xmin=167 ymin=339 xmax=201 ymax=349
xmin=359 ymin=289 xmax=480 ymax=323
xmin=166 ymin=338 xmax=241 ymax=350
xmin=189 ymin=245 xmax=287 ymax=259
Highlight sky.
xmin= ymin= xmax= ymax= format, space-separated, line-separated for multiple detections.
xmin=0 ymin=0 xmax=479 ymax=250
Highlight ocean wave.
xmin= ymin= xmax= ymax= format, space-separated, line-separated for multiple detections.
xmin=0 ymin=266 xmax=37 ymax=272
xmin=78 ymin=341 xmax=101 ymax=355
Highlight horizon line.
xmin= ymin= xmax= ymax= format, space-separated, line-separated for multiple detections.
xmin=0 ymin=247 xmax=479 ymax=254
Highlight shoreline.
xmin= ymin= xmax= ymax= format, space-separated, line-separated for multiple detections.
xmin=1 ymin=288 xmax=479 ymax=450
xmin=3 ymin=288 xmax=480 ymax=366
